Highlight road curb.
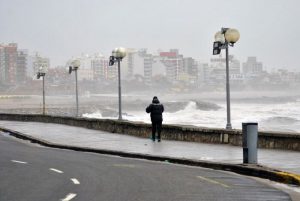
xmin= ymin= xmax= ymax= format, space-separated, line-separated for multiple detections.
xmin=1 ymin=127 xmax=300 ymax=186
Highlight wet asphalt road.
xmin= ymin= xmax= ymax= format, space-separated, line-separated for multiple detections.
xmin=0 ymin=133 xmax=291 ymax=201
xmin=0 ymin=120 xmax=299 ymax=175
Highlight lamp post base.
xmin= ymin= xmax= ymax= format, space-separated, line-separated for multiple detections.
xmin=226 ymin=123 xmax=232 ymax=130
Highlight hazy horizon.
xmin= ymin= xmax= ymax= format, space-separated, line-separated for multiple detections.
xmin=1 ymin=0 xmax=300 ymax=70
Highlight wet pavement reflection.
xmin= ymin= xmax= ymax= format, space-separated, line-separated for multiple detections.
xmin=0 ymin=120 xmax=299 ymax=174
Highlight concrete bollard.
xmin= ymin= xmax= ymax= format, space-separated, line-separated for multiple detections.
xmin=242 ymin=122 xmax=258 ymax=164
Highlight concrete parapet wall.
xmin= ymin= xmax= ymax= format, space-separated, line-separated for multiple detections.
xmin=0 ymin=113 xmax=300 ymax=151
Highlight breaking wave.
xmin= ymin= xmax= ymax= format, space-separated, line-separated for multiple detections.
xmin=261 ymin=117 xmax=300 ymax=125
xmin=83 ymin=99 xmax=300 ymax=133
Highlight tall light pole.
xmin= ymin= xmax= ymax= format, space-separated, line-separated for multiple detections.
xmin=109 ymin=47 xmax=126 ymax=120
xmin=69 ymin=59 xmax=81 ymax=117
xmin=37 ymin=66 xmax=46 ymax=115
xmin=213 ymin=28 xmax=240 ymax=129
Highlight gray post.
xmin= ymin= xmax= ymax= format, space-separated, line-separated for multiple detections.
xmin=225 ymin=45 xmax=232 ymax=129
xmin=42 ymin=76 xmax=45 ymax=115
xmin=75 ymin=68 xmax=79 ymax=117
xmin=118 ymin=59 xmax=122 ymax=120
xmin=242 ymin=122 xmax=258 ymax=164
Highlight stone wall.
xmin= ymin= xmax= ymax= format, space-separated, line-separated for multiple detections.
xmin=0 ymin=113 xmax=300 ymax=151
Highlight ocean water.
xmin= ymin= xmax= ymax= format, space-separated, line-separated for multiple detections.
xmin=83 ymin=99 xmax=300 ymax=133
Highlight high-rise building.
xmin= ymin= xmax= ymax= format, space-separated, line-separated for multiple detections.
xmin=121 ymin=48 xmax=137 ymax=80
xmin=91 ymin=54 xmax=110 ymax=80
xmin=106 ymin=62 xmax=117 ymax=80
xmin=242 ymin=57 xmax=263 ymax=75
xmin=32 ymin=53 xmax=50 ymax=75
xmin=210 ymin=55 xmax=240 ymax=77
xmin=0 ymin=43 xmax=18 ymax=84
xmin=16 ymin=49 xmax=28 ymax=84
xmin=0 ymin=46 xmax=5 ymax=83
xmin=77 ymin=54 xmax=93 ymax=81
xmin=143 ymin=53 xmax=153 ymax=85
xmin=68 ymin=53 xmax=115 ymax=81
xmin=124 ymin=48 xmax=199 ymax=85
xmin=124 ymin=49 xmax=160 ymax=85
xmin=133 ymin=49 xmax=168 ymax=85
xmin=183 ymin=57 xmax=194 ymax=75
xmin=182 ymin=57 xmax=198 ymax=84
xmin=198 ymin=63 xmax=209 ymax=85
xmin=159 ymin=49 xmax=183 ymax=82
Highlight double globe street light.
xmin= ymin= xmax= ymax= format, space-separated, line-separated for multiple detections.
xmin=213 ymin=28 xmax=240 ymax=129
xmin=69 ymin=59 xmax=81 ymax=117
xmin=109 ymin=47 xmax=127 ymax=120
xmin=37 ymin=66 xmax=46 ymax=115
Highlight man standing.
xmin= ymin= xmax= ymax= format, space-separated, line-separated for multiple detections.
xmin=146 ymin=96 xmax=164 ymax=142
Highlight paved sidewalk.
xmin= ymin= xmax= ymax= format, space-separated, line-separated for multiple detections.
xmin=0 ymin=120 xmax=300 ymax=175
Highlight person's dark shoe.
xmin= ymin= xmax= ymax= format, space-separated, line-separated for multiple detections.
xmin=151 ymin=138 xmax=155 ymax=142
xmin=157 ymin=139 xmax=161 ymax=142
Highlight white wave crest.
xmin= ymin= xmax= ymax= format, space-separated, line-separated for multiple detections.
xmin=82 ymin=100 xmax=300 ymax=132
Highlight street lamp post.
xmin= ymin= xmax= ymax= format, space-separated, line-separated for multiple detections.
xmin=109 ymin=47 xmax=127 ymax=120
xmin=213 ymin=28 xmax=240 ymax=129
xmin=69 ymin=59 xmax=81 ymax=117
xmin=37 ymin=67 xmax=46 ymax=115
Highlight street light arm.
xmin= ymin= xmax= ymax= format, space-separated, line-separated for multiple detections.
xmin=221 ymin=27 xmax=229 ymax=34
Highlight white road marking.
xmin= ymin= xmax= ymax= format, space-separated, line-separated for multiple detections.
xmin=197 ymin=176 xmax=230 ymax=188
xmin=71 ymin=178 xmax=80 ymax=185
xmin=49 ymin=168 xmax=63 ymax=174
xmin=61 ymin=193 xmax=77 ymax=201
xmin=11 ymin=160 xmax=27 ymax=164
xmin=113 ymin=164 xmax=135 ymax=168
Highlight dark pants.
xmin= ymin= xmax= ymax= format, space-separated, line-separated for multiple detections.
xmin=152 ymin=120 xmax=162 ymax=140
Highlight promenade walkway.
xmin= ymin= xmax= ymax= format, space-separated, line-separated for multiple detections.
xmin=0 ymin=120 xmax=299 ymax=175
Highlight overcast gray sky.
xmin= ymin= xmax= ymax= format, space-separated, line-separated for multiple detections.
xmin=0 ymin=0 xmax=299 ymax=70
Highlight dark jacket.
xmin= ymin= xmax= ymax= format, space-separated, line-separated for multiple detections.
xmin=146 ymin=97 xmax=164 ymax=122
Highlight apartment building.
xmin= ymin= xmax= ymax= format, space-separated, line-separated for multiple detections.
xmin=0 ymin=43 xmax=18 ymax=84
xmin=91 ymin=54 xmax=111 ymax=80
xmin=16 ymin=49 xmax=28 ymax=84
xmin=32 ymin=53 xmax=50 ymax=75
xmin=242 ymin=57 xmax=263 ymax=75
